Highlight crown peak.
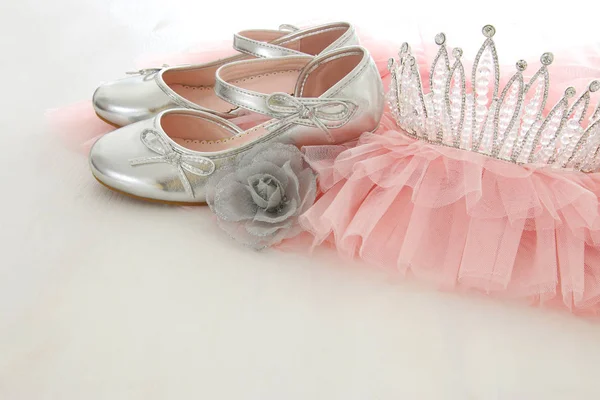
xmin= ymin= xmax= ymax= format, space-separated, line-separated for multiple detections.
xmin=434 ymin=33 xmax=446 ymax=46
xmin=540 ymin=52 xmax=554 ymax=66
xmin=400 ymin=42 xmax=409 ymax=55
xmin=387 ymin=58 xmax=395 ymax=71
xmin=482 ymin=25 xmax=496 ymax=38
xmin=388 ymin=26 xmax=600 ymax=173
xmin=565 ymin=87 xmax=576 ymax=98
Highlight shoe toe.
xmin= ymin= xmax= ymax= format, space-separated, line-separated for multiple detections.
xmin=89 ymin=120 xmax=198 ymax=203
xmin=92 ymin=82 xmax=131 ymax=127
xmin=89 ymin=122 xmax=147 ymax=192
xmin=93 ymin=75 xmax=174 ymax=127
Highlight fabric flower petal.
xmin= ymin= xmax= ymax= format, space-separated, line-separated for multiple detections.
xmin=237 ymin=162 xmax=289 ymax=189
xmin=254 ymin=198 xmax=298 ymax=224
xmin=212 ymin=180 xmax=257 ymax=222
xmin=206 ymin=142 xmax=316 ymax=250
xmin=245 ymin=218 xmax=293 ymax=237
xmin=281 ymin=161 xmax=301 ymax=203
xmin=246 ymin=173 xmax=284 ymax=210
xmin=205 ymin=166 xmax=236 ymax=205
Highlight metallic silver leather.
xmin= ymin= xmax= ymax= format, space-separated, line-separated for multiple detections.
xmin=93 ymin=71 xmax=179 ymax=127
xmin=269 ymin=22 xmax=359 ymax=57
xmin=90 ymin=46 xmax=383 ymax=204
xmin=92 ymin=22 xmax=360 ymax=127
xmin=233 ymin=22 xmax=358 ymax=58
xmin=215 ymin=46 xmax=384 ymax=146
xmin=233 ymin=25 xmax=302 ymax=58
xmin=90 ymin=111 xmax=242 ymax=203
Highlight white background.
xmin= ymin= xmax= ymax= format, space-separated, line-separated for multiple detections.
xmin=2 ymin=0 xmax=600 ymax=398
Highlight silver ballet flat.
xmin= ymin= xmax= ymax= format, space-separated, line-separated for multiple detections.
xmin=93 ymin=22 xmax=358 ymax=127
xmin=90 ymin=46 xmax=384 ymax=204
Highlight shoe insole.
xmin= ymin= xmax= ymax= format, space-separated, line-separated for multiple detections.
xmin=169 ymin=69 xmax=302 ymax=151
xmin=169 ymin=69 xmax=300 ymax=115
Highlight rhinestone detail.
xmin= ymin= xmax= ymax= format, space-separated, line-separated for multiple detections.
xmin=388 ymin=26 xmax=600 ymax=173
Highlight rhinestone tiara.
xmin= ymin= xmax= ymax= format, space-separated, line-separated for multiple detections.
xmin=387 ymin=25 xmax=600 ymax=172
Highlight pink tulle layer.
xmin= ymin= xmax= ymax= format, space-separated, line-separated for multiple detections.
xmin=300 ymin=114 xmax=600 ymax=315
xmin=46 ymin=27 xmax=600 ymax=315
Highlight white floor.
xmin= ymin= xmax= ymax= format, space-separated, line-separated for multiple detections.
xmin=3 ymin=1 xmax=600 ymax=398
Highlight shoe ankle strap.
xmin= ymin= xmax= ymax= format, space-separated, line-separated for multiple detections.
xmin=233 ymin=25 xmax=305 ymax=58
xmin=214 ymin=57 xmax=358 ymax=142
xmin=233 ymin=22 xmax=357 ymax=59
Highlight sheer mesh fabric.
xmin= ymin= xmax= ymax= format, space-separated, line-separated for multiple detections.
xmin=300 ymin=114 xmax=600 ymax=315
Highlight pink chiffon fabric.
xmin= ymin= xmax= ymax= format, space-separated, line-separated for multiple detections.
xmin=46 ymin=27 xmax=600 ymax=315
xmin=299 ymin=47 xmax=600 ymax=316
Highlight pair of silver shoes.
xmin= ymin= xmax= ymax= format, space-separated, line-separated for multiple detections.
xmin=90 ymin=22 xmax=385 ymax=204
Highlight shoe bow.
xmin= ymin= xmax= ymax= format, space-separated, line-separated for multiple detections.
xmin=129 ymin=129 xmax=215 ymax=198
xmin=265 ymin=93 xmax=357 ymax=142
xmin=125 ymin=64 xmax=169 ymax=81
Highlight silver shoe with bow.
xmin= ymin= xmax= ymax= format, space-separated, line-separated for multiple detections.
xmin=92 ymin=22 xmax=359 ymax=127
xmin=89 ymin=46 xmax=383 ymax=204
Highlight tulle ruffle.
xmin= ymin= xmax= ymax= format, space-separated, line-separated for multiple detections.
xmin=300 ymin=114 xmax=600 ymax=315
xmin=46 ymin=28 xmax=600 ymax=315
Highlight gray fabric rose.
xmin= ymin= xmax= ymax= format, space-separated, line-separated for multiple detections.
xmin=206 ymin=143 xmax=317 ymax=250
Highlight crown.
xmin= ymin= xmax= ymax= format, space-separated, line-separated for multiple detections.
xmin=387 ymin=25 xmax=600 ymax=172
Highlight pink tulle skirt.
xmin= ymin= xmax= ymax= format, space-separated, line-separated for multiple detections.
xmin=47 ymin=27 xmax=600 ymax=316
xmin=300 ymin=114 xmax=600 ymax=315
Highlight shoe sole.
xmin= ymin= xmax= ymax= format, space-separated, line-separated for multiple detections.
xmin=95 ymin=112 xmax=123 ymax=129
xmin=94 ymin=176 xmax=206 ymax=206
